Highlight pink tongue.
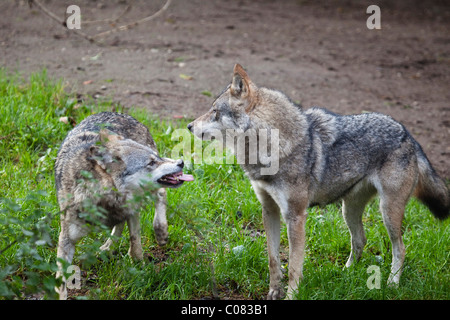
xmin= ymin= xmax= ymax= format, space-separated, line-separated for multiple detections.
xmin=178 ymin=174 xmax=194 ymax=181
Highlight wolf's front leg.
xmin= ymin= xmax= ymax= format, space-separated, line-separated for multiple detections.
xmin=127 ymin=213 xmax=143 ymax=260
xmin=263 ymin=207 xmax=283 ymax=300
xmin=285 ymin=203 xmax=308 ymax=300
xmin=257 ymin=189 xmax=283 ymax=300
xmin=153 ymin=188 xmax=168 ymax=246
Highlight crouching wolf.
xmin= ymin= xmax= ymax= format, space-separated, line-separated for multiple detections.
xmin=54 ymin=112 xmax=193 ymax=299
xmin=188 ymin=64 xmax=449 ymax=299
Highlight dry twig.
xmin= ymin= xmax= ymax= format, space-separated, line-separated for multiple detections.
xmin=92 ymin=0 xmax=172 ymax=40
xmin=82 ymin=0 xmax=134 ymax=25
xmin=27 ymin=0 xmax=172 ymax=44
xmin=28 ymin=0 xmax=96 ymax=42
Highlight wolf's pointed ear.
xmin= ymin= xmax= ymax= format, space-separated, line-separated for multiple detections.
xmin=231 ymin=64 xmax=252 ymax=98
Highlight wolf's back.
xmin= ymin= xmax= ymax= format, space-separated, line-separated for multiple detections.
xmin=413 ymin=143 xmax=450 ymax=220
xmin=63 ymin=112 xmax=156 ymax=148
xmin=54 ymin=112 xmax=156 ymax=200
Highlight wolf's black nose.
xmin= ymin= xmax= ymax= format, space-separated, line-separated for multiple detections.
xmin=177 ymin=159 xmax=184 ymax=168
xmin=187 ymin=123 xmax=193 ymax=131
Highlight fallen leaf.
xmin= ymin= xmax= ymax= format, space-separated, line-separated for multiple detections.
xmin=83 ymin=80 xmax=93 ymax=85
xmin=201 ymin=90 xmax=212 ymax=97
xmin=59 ymin=116 xmax=69 ymax=124
xmin=90 ymin=53 xmax=102 ymax=61
xmin=179 ymin=74 xmax=193 ymax=80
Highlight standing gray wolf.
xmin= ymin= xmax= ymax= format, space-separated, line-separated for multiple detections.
xmin=54 ymin=112 xmax=193 ymax=299
xmin=187 ymin=64 xmax=449 ymax=299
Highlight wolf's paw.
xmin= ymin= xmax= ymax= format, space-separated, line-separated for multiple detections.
xmin=154 ymin=229 xmax=168 ymax=246
xmin=387 ymin=277 xmax=400 ymax=288
xmin=267 ymin=287 xmax=283 ymax=300
xmin=156 ymin=236 xmax=168 ymax=246
xmin=153 ymin=222 xmax=169 ymax=246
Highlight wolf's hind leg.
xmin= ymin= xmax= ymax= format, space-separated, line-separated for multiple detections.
xmin=342 ymin=183 xmax=376 ymax=268
xmin=56 ymin=231 xmax=76 ymax=300
xmin=56 ymin=215 xmax=87 ymax=299
xmin=376 ymin=158 xmax=417 ymax=285
xmin=342 ymin=200 xmax=366 ymax=267
xmin=379 ymin=194 xmax=408 ymax=286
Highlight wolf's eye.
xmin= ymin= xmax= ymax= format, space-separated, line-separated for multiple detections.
xmin=212 ymin=109 xmax=219 ymax=120
xmin=148 ymin=160 xmax=156 ymax=167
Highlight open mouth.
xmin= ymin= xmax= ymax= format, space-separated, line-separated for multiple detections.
xmin=157 ymin=171 xmax=194 ymax=187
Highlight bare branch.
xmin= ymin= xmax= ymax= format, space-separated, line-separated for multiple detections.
xmin=82 ymin=0 xmax=134 ymax=25
xmin=27 ymin=0 xmax=172 ymax=45
xmin=92 ymin=0 xmax=172 ymax=40
xmin=29 ymin=0 xmax=97 ymax=43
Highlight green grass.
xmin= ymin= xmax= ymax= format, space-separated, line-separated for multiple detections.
xmin=0 ymin=69 xmax=448 ymax=300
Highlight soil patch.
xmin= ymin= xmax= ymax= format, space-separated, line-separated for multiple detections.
xmin=1 ymin=0 xmax=448 ymax=178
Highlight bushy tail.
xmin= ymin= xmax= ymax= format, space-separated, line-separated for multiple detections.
xmin=413 ymin=144 xmax=450 ymax=220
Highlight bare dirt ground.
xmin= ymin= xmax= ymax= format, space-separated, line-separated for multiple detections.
xmin=1 ymin=0 xmax=449 ymax=178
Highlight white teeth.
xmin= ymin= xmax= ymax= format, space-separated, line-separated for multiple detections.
xmin=158 ymin=171 xmax=183 ymax=184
